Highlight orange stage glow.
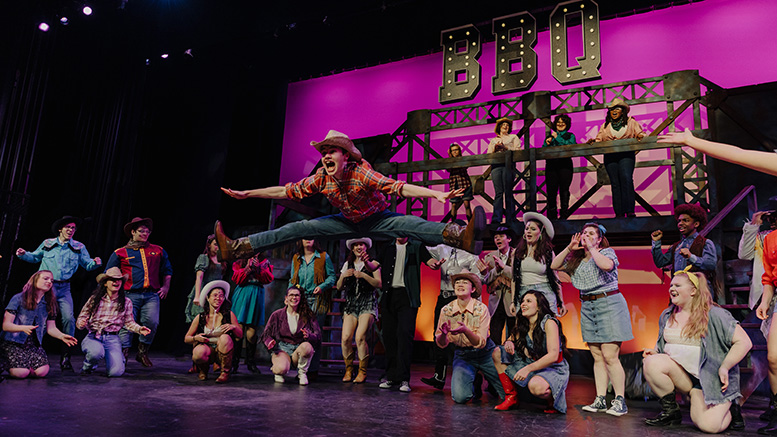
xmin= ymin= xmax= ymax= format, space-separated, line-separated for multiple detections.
xmin=416 ymin=245 xmax=670 ymax=354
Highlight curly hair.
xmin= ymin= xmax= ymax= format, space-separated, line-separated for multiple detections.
xmin=674 ymin=203 xmax=708 ymax=230
xmin=510 ymin=290 xmax=568 ymax=361
xmin=554 ymin=114 xmax=572 ymax=130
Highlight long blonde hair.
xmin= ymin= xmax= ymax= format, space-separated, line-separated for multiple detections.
xmin=669 ymin=271 xmax=713 ymax=340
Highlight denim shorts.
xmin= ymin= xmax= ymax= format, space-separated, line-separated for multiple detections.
xmin=273 ymin=341 xmax=299 ymax=356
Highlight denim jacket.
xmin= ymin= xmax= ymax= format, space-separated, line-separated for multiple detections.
xmin=17 ymin=238 xmax=100 ymax=281
xmin=1 ymin=292 xmax=52 ymax=345
xmin=655 ymin=305 xmax=740 ymax=404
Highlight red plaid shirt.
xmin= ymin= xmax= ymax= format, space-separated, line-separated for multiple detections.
xmin=76 ymin=295 xmax=143 ymax=338
xmin=285 ymin=160 xmax=405 ymax=223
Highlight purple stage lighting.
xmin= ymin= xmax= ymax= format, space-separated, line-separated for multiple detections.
xmin=38 ymin=22 xmax=50 ymax=32
xmin=161 ymin=54 xmax=169 ymax=59
xmin=82 ymin=6 xmax=93 ymax=16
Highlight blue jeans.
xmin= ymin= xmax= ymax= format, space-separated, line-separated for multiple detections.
xmin=491 ymin=166 xmax=514 ymax=223
xmin=247 ymin=209 xmax=448 ymax=252
xmin=451 ymin=339 xmax=505 ymax=403
xmin=82 ymin=333 xmax=125 ymax=376
xmin=604 ymin=152 xmax=636 ymax=217
xmin=119 ymin=291 xmax=160 ymax=348
xmin=53 ymin=282 xmax=75 ymax=337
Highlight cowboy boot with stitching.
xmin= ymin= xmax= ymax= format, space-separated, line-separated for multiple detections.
xmin=353 ymin=355 xmax=369 ymax=384
xmin=216 ymin=349 xmax=234 ymax=383
xmin=136 ymin=343 xmax=153 ymax=367
xmin=442 ymin=206 xmax=485 ymax=255
xmin=342 ymin=352 xmax=355 ymax=382
xmin=494 ymin=373 xmax=519 ymax=411
xmin=214 ymin=221 xmax=255 ymax=262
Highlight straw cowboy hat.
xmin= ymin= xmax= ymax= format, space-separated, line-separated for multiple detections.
xmin=310 ymin=130 xmax=363 ymax=161
xmin=199 ymin=280 xmax=231 ymax=307
xmin=123 ymin=217 xmax=153 ymax=237
xmin=450 ymin=269 xmax=483 ymax=298
xmin=494 ymin=117 xmax=513 ymax=134
xmin=96 ymin=267 xmax=129 ymax=284
xmin=523 ymin=212 xmax=555 ymax=239
xmin=346 ymin=237 xmax=372 ymax=251
xmin=608 ymin=98 xmax=630 ymax=114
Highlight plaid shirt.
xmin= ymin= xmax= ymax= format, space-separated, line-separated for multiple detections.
xmin=76 ymin=295 xmax=143 ymax=338
xmin=569 ymin=247 xmax=619 ymax=295
xmin=285 ymin=160 xmax=405 ymax=223
xmin=448 ymin=167 xmax=471 ymax=191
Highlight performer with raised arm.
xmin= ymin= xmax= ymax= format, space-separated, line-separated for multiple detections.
xmin=15 ymin=216 xmax=101 ymax=371
xmin=215 ymin=130 xmax=485 ymax=261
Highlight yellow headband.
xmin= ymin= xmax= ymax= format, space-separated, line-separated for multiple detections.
xmin=674 ymin=265 xmax=699 ymax=289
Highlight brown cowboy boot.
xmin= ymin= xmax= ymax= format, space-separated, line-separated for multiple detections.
xmin=442 ymin=206 xmax=485 ymax=254
xmin=197 ymin=362 xmax=209 ymax=381
xmin=213 ymin=221 xmax=255 ymax=261
xmin=353 ymin=355 xmax=369 ymax=384
xmin=216 ymin=349 xmax=234 ymax=383
xmin=136 ymin=343 xmax=153 ymax=367
xmin=342 ymin=352 xmax=355 ymax=382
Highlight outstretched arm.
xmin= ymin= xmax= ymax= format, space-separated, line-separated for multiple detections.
xmin=400 ymin=183 xmax=463 ymax=203
xmin=221 ymin=186 xmax=287 ymax=200
xmin=658 ymin=128 xmax=777 ymax=177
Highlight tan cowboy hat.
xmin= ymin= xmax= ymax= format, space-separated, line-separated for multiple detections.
xmin=346 ymin=237 xmax=372 ymax=251
xmin=608 ymin=98 xmax=630 ymax=113
xmin=523 ymin=212 xmax=555 ymax=239
xmin=450 ymin=269 xmax=482 ymax=298
xmin=96 ymin=267 xmax=129 ymax=284
xmin=310 ymin=130 xmax=363 ymax=161
xmin=494 ymin=117 xmax=513 ymax=134
xmin=123 ymin=217 xmax=153 ymax=237
xmin=199 ymin=280 xmax=231 ymax=307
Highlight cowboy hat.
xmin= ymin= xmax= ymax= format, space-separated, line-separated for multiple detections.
xmin=51 ymin=216 xmax=82 ymax=235
xmin=123 ymin=217 xmax=153 ymax=237
xmin=96 ymin=267 xmax=129 ymax=284
xmin=199 ymin=280 xmax=231 ymax=307
xmin=450 ymin=269 xmax=482 ymax=298
xmin=346 ymin=237 xmax=372 ymax=251
xmin=310 ymin=130 xmax=363 ymax=161
xmin=607 ymin=98 xmax=630 ymax=113
xmin=523 ymin=212 xmax=555 ymax=239
xmin=494 ymin=117 xmax=513 ymax=134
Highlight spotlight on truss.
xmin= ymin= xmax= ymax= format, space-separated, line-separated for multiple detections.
xmin=38 ymin=22 xmax=50 ymax=32
xmin=60 ymin=16 xmax=69 ymax=25
xmin=161 ymin=53 xmax=169 ymax=59
xmin=82 ymin=6 xmax=93 ymax=16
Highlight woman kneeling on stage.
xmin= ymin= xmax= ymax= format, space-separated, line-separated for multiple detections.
xmin=261 ymin=286 xmax=321 ymax=385
xmin=643 ymin=268 xmax=751 ymax=433
xmin=492 ymin=290 xmax=569 ymax=413
xmin=435 ymin=270 xmax=504 ymax=404
xmin=185 ymin=280 xmax=242 ymax=383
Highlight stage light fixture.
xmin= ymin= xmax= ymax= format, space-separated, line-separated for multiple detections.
xmin=161 ymin=53 xmax=169 ymax=59
xmin=82 ymin=6 xmax=93 ymax=16
xmin=60 ymin=16 xmax=69 ymax=25
xmin=38 ymin=22 xmax=50 ymax=32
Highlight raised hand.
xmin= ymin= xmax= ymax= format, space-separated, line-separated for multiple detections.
xmin=651 ymin=230 xmax=663 ymax=242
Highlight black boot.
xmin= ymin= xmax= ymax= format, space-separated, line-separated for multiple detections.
xmin=60 ymin=352 xmax=73 ymax=371
xmin=421 ymin=365 xmax=447 ymax=390
xmin=760 ymin=415 xmax=777 ymax=435
xmin=645 ymin=391 xmax=682 ymax=426
xmin=245 ymin=341 xmax=260 ymax=374
xmin=473 ymin=372 xmax=483 ymax=400
xmin=231 ymin=339 xmax=243 ymax=374
xmin=763 ymin=392 xmax=777 ymax=421
xmin=729 ymin=400 xmax=745 ymax=431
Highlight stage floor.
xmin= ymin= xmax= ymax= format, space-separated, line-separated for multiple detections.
xmin=0 ymin=354 xmax=766 ymax=436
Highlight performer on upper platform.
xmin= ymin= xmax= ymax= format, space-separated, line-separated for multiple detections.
xmin=589 ymin=99 xmax=647 ymax=218
xmin=659 ymin=128 xmax=777 ymax=177
xmin=487 ymin=118 xmax=520 ymax=224
xmin=544 ymin=115 xmax=576 ymax=220
xmin=551 ymin=223 xmax=633 ymax=417
xmin=216 ymin=130 xmax=485 ymax=261
xmin=447 ymin=143 xmax=474 ymax=222
xmin=105 ymin=217 xmax=173 ymax=368
xmin=651 ymin=203 xmax=717 ymax=295
xmin=15 ymin=216 xmax=101 ymax=371
xmin=643 ymin=269 xmax=750 ymax=433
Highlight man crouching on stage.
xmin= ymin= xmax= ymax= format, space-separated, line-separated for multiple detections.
xmin=215 ymin=130 xmax=485 ymax=260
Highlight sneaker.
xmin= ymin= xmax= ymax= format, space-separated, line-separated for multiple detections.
xmin=298 ymin=373 xmax=309 ymax=386
xmin=399 ymin=381 xmax=411 ymax=393
xmin=379 ymin=380 xmax=394 ymax=389
xmin=80 ymin=367 xmax=94 ymax=376
xmin=274 ymin=374 xmax=284 ymax=383
xmin=606 ymin=395 xmax=628 ymax=416
xmin=582 ymin=395 xmax=608 ymax=413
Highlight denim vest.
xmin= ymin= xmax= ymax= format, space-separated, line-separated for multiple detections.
xmin=655 ymin=305 xmax=741 ymax=404
xmin=1 ymin=292 xmax=51 ymax=345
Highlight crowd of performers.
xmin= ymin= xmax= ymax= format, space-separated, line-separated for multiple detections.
xmin=3 ymin=111 xmax=777 ymax=434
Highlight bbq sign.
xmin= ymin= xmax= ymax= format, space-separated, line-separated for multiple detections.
xmin=440 ymin=0 xmax=601 ymax=104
